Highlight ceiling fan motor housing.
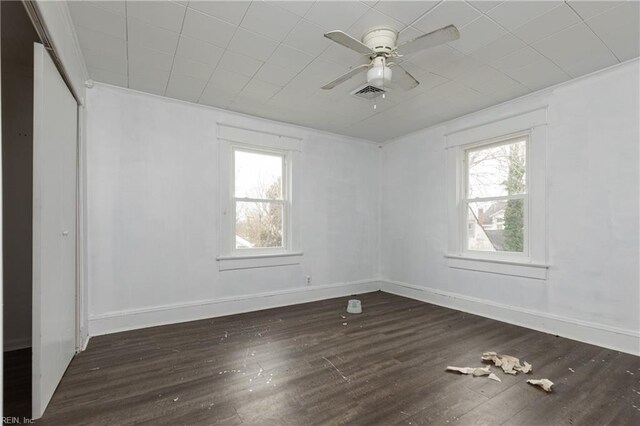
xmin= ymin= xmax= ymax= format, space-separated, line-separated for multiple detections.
xmin=362 ymin=26 xmax=399 ymax=55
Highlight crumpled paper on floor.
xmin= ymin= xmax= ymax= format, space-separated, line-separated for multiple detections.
xmin=482 ymin=351 xmax=532 ymax=375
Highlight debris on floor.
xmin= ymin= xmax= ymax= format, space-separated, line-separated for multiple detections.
xmin=446 ymin=366 xmax=492 ymax=377
xmin=322 ymin=356 xmax=350 ymax=382
xmin=527 ymin=378 xmax=554 ymax=392
xmin=445 ymin=352 xmax=555 ymax=389
xmin=482 ymin=351 xmax=532 ymax=375
xmin=488 ymin=373 xmax=502 ymax=382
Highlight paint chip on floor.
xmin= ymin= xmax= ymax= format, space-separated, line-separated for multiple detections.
xmin=527 ymin=378 xmax=554 ymax=392
xmin=488 ymin=373 xmax=502 ymax=382
xmin=446 ymin=366 xmax=492 ymax=377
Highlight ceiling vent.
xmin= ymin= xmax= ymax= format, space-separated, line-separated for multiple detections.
xmin=351 ymin=84 xmax=386 ymax=100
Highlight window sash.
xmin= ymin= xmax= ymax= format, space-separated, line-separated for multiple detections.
xmin=231 ymin=146 xmax=290 ymax=254
xmin=461 ymin=135 xmax=530 ymax=258
xmin=232 ymin=147 xmax=286 ymax=201
xmin=464 ymin=194 xmax=527 ymax=203
xmin=464 ymin=134 xmax=529 ymax=200
xmin=463 ymin=196 xmax=529 ymax=256
xmin=233 ymin=199 xmax=287 ymax=250
xmin=233 ymin=197 xmax=286 ymax=203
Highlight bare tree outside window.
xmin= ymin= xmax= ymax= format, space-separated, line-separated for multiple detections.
xmin=236 ymin=178 xmax=283 ymax=248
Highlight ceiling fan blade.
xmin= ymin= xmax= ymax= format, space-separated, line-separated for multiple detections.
xmin=390 ymin=64 xmax=420 ymax=90
xmin=324 ymin=31 xmax=374 ymax=55
xmin=396 ymin=24 xmax=460 ymax=56
xmin=321 ymin=63 xmax=371 ymax=90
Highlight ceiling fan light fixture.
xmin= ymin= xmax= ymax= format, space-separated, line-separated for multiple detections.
xmin=367 ymin=57 xmax=392 ymax=88
xmin=321 ymin=24 xmax=459 ymax=91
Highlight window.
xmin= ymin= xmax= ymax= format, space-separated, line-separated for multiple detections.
xmin=233 ymin=147 xmax=288 ymax=252
xmin=445 ymin=108 xmax=548 ymax=279
xmin=217 ymin=124 xmax=302 ymax=270
xmin=463 ymin=135 xmax=528 ymax=256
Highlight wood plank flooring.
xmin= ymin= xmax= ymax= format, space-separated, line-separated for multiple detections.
xmin=30 ymin=291 xmax=640 ymax=425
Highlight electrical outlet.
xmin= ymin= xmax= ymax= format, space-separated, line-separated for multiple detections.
xmin=305 ymin=275 xmax=312 ymax=286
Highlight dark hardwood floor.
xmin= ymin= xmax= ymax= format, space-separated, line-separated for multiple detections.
xmin=28 ymin=291 xmax=640 ymax=425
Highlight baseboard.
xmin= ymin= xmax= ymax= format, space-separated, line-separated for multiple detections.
xmin=4 ymin=336 xmax=32 ymax=352
xmin=79 ymin=334 xmax=90 ymax=353
xmin=88 ymin=278 xmax=639 ymax=356
xmin=381 ymin=280 xmax=640 ymax=356
xmin=89 ymin=280 xmax=381 ymax=336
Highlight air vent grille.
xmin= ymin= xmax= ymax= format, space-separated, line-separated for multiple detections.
xmin=351 ymin=85 xmax=386 ymax=100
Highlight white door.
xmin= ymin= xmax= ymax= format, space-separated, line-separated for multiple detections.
xmin=32 ymin=42 xmax=77 ymax=419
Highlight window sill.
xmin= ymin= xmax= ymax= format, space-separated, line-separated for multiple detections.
xmin=445 ymin=254 xmax=549 ymax=280
xmin=217 ymin=252 xmax=303 ymax=271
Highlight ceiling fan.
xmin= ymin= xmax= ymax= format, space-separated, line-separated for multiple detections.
xmin=321 ymin=24 xmax=460 ymax=91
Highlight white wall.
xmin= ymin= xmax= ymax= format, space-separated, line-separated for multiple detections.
xmin=381 ymin=60 xmax=640 ymax=354
xmin=85 ymin=84 xmax=380 ymax=335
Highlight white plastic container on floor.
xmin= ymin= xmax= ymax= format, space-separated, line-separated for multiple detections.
xmin=346 ymin=299 xmax=362 ymax=314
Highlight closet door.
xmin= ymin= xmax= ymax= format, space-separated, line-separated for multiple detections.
xmin=32 ymin=42 xmax=77 ymax=419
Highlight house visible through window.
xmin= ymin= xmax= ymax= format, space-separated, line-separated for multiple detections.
xmin=233 ymin=147 xmax=288 ymax=251
xmin=463 ymin=135 xmax=528 ymax=255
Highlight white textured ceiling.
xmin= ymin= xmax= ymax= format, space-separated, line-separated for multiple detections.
xmin=69 ymin=0 xmax=639 ymax=142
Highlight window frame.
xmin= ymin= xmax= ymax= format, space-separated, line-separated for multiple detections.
xmin=230 ymin=144 xmax=291 ymax=256
xmin=445 ymin=107 xmax=549 ymax=279
xmin=216 ymin=123 xmax=302 ymax=271
xmin=460 ymin=132 xmax=531 ymax=260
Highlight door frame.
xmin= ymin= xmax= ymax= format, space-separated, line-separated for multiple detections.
xmin=75 ymin=104 xmax=88 ymax=352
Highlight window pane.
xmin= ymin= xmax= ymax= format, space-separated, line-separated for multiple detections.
xmin=235 ymin=150 xmax=283 ymax=199
xmin=235 ymin=201 xmax=283 ymax=249
xmin=467 ymin=199 xmax=524 ymax=253
xmin=467 ymin=139 xmax=526 ymax=199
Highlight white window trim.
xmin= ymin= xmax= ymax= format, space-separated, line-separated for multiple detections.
xmin=445 ymin=108 xmax=549 ymax=279
xmin=217 ymin=252 xmax=304 ymax=271
xmin=217 ymin=124 xmax=302 ymax=271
